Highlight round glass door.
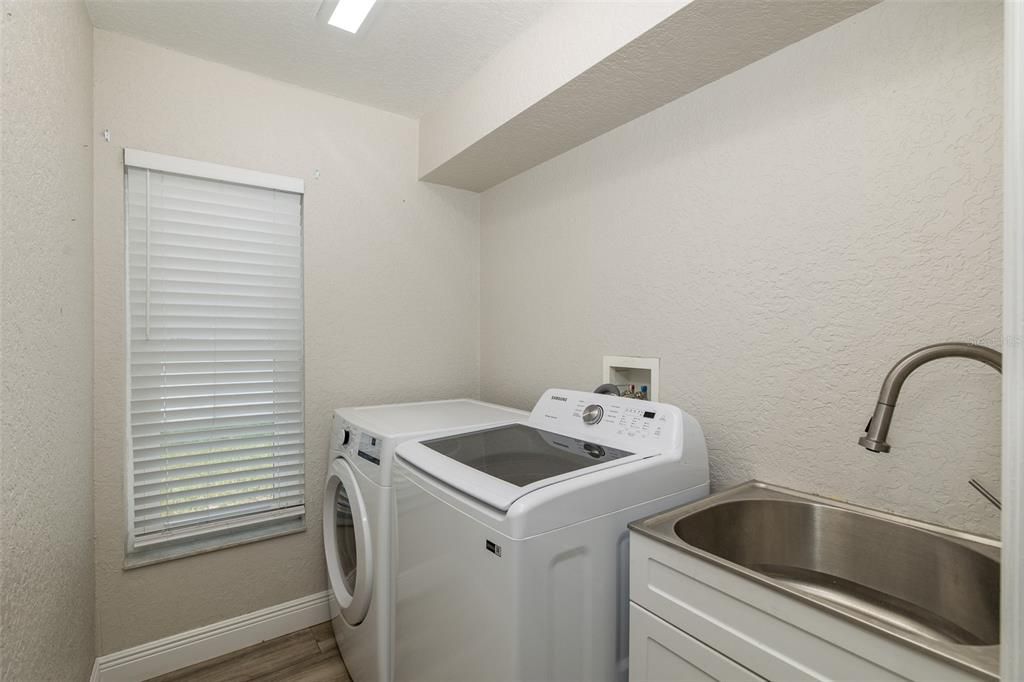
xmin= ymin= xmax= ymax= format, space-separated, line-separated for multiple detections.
xmin=335 ymin=480 xmax=358 ymax=593
xmin=323 ymin=459 xmax=372 ymax=625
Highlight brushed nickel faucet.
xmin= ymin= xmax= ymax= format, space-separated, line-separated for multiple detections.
xmin=858 ymin=342 xmax=1002 ymax=453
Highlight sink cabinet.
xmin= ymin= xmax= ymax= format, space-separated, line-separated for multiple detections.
xmin=628 ymin=531 xmax=988 ymax=681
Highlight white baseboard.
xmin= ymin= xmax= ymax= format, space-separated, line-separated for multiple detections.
xmin=93 ymin=591 xmax=332 ymax=682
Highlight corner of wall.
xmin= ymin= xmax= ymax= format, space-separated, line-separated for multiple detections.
xmin=0 ymin=0 xmax=97 ymax=678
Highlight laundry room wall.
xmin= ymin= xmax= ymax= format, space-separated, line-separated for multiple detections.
xmin=478 ymin=0 xmax=1004 ymax=536
xmin=92 ymin=30 xmax=481 ymax=654
xmin=1 ymin=1 xmax=96 ymax=679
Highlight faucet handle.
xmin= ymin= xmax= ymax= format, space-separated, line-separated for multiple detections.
xmin=968 ymin=478 xmax=1001 ymax=510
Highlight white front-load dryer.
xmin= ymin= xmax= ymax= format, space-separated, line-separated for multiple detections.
xmin=324 ymin=456 xmax=385 ymax=680
xmin=324 ymin=399 xmax=527 ymax=682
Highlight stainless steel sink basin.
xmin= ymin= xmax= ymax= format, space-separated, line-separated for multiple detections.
xmin=629 ymin=481 xmax=1000 ymax=678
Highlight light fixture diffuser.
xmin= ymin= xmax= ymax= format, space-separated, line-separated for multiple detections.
xmin=328 ymin=0 xmax=378 ymax=33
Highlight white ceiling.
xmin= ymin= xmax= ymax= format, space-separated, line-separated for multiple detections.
xmin=85 ymin=0 xmax=553 ymax=117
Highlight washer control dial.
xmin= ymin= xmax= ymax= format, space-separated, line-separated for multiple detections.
xmin=582 ymin=404 xmax=604 ymax=425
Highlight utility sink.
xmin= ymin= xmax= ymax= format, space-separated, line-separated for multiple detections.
xmin=629 ymin=481 xmax=1000 ymax=678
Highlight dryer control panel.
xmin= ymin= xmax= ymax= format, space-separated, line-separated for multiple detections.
xmin=329 ymin=413 xmax=352 ymax=460
xmin=528 ymin=389 xmax=684 ymax=455
xmin=329 ymin=411 xmax=384 ymax=466
xmin=357 ymin=432 xmax=382 ymax=466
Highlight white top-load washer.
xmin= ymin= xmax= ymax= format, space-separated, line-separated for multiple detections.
xmin=324 ymin=399 xmax=527 ymax=682
xmin=392 ymin=389 xmax=709 ymax=682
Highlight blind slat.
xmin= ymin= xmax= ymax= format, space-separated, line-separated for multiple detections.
xmin=131 ymin=401 xmax=303 ymax=426
xmin=130 ymin=380 xmax=303 ymax=402
xmin=130 ymin=409 xmax=303 ymax=435
xmin=131 ymin=360 xmax=303 ymax=377
xmin=128 ymin=192 xmax=302 ymax=224
xmin=132 ymin=445 xmax=306 ymax=472
xmin=134 ymin=453 xmax=305 ymax=483
xmin=131 ymin=423 xmax=304 ymax=451
xmin=131 ymin=387 xmax=303 ymax=409
xmin=130 ymin=346 xmax=303 ymax=358
xmin=133 ymin=482 xmax=306 ymax=519
xmin=130 ymin=229 xmax=302 ymax=258
xmin=127 ymin=253 xmax=302 ymax=279
xmin=130 ymin=264 xmax=300 ymax=286
xmin=126 ymin=164 xmax=304 ymax=549
xmin=129 ymin=314 xmax=303 ymax=326
xmin=130 ymin=240 xmax=302 ymax=267
xmin=132 ymin=370 xmax=302 ymax=389
xmin=132 ymin=432 xmax=304 ymax=462
xmin=133 ymin=498 xmax=304 ymax=535
xmin=134 ymin=472 xmax=306 ymax=503
xmin=132 ymin=290 xmax=302 ymax=307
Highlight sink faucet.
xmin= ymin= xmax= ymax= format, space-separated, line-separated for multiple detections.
xmin=858 ymin=342 xmax=1001 ymax=453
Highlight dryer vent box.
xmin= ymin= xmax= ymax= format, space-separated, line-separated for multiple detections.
xmin=602 ymin=356 xmax=659 ymax=401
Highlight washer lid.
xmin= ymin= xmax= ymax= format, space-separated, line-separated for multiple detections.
xmin=397 ymin=423 xmax=646 ymax=511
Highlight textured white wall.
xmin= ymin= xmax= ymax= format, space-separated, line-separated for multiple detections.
xmin=0 ymin=1 xmax=96 ymax=679
xmin=418 ymin=1 xmax=682 ymax=177
xmin=93 ymin=30 xmax=481 ymax=653
xmin=480 ymin=0 xmax=1003 ymax=536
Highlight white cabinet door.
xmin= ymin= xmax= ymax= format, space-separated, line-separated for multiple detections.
xmin=629 ymin=603 xmax=763 ymax=682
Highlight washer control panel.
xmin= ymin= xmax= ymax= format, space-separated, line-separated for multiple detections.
xmin=529 ymin=388 xmax=679 ymax=450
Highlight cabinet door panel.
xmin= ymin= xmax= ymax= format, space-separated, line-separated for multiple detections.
xmin=629 ymin=603 xmax=763 ymax=682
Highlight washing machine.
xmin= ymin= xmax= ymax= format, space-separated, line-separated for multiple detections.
xmin=324 ymin=398 xmax=527 ymax=682
xmin=392 ymin=389 xmax=710 ymax=682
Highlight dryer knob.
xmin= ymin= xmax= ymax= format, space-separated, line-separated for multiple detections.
xmin=582 ymin=404 xmax=604 ymax=425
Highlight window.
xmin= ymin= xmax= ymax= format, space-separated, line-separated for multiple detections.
xmin=124 ymin=149 xmax=305 ymax=564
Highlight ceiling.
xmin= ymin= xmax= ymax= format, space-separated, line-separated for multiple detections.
xmin=85 ymin=0 xmax=553 ymax=117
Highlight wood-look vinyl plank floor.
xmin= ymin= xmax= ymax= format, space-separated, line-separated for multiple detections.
xmin=147 ymin=624 xmax=350 ymax=682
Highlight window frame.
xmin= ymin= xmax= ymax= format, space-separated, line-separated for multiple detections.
xmin=122 ymin=149 xmax=307 ymax=567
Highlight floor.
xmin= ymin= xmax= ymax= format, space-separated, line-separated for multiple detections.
xmin=147 ymin=623 xmax=350 ymax=682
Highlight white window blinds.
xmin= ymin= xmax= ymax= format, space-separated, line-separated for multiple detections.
xmin=125 ymin=151 xmax=305 ymax=555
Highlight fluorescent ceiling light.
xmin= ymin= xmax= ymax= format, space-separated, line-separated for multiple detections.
xmin=328 ymin=0 xmax=377 ymax=33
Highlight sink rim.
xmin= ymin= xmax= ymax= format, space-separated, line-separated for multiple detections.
xmin=629 ymin=480 xmax=1000 ymax=680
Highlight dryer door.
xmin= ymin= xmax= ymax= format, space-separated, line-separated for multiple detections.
xmin=323 ymin=458 xmax=373 ymax=625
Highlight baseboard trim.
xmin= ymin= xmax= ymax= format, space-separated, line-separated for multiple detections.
xmin=93 ymin=591 xmax=332 ymax=682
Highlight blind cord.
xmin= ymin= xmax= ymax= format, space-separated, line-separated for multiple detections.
xmin=145 ymin=168 xmax=151 ymax=340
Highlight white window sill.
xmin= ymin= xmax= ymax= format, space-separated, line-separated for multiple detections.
xmin=124 ymin=515 xmax=306 ymax=569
